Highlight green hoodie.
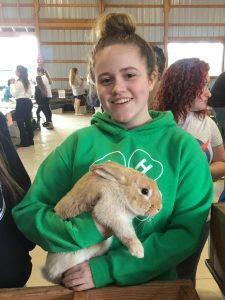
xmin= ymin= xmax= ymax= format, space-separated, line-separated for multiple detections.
xmin=13 ymin=111 xmax=213 ymax=287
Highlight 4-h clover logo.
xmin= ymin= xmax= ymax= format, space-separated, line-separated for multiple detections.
xmin=93 ymin=149 xmax=163 ymax=181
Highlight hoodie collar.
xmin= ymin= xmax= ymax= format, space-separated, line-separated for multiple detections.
xmin=91 ymin=110 xmax=177 ymax=137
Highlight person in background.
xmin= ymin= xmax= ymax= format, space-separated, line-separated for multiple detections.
xmin=86 ymin=74 xmax=101 ymax=114
xmin=3 ymin=79 xmax=12 ymax=101
xmin=12 ymin=13 xmax=212 ymax=291
xmin=87 ymin=85 xmax=102 ymax=113
xmin=69 ymin=67 xmax=86 ymax=116
xmin=148 ymin=46 xmax=166 ymax=108
xmin=35 ymin=76 xmax=50 ymax=129
xmin=152 ymin=57 xmax=225 ymax=285
xmin=208 ymin=71 xmax=225 ymax=145
xmin=0 ymin=113 xmax=35 ymax=287
xmin=10 ymin=65 xmax=34 ymax=147
xmin=37 ymin=67 xmax=54 ymax=129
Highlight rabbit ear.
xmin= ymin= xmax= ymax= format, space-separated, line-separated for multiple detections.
xmin=90 ymin=161 xmax=126 ymax=183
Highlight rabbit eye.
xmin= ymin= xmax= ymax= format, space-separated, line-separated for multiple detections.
xmin=141 ymin=188 xmax=149 ymax=196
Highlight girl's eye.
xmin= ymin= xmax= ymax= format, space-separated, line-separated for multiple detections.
xmin=99 ymin=78 xmax=112 ymax=85
xmin=126 ymin=73 xmax=136 ymax=79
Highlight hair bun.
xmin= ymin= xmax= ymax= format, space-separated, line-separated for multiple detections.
xmin=96 ymin=12 xmax=136 ymax=39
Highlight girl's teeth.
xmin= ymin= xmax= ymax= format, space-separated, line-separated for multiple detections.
xmin=113 ymin=98 xmax=131 ymax=104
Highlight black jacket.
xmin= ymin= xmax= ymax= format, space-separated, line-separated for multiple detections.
xmin=35 ymin=86 xmax=47 ymax=106
xmin=0 ymin=132 xmax=35 ymax=288
xmin=209 ymin=72 xmax=225 ymax=107
xmin=0 ymin=112 xmax=11 ymax=143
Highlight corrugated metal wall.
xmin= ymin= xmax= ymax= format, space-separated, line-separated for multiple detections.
xmin=1 ymin=0 xmax=225 ymax=88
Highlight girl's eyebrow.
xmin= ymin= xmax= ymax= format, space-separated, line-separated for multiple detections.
xmin=121 ymin=67 xmax=139 ymax=71
xmin=98 ymin=67 xmax=139 ymax=77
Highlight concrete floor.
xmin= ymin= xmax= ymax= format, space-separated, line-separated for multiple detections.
xmin=16 ymin=110 xmax=223 ymax=299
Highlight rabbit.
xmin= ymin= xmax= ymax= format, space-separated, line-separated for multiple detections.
xmin=42 ymin=161 xmax=162 ymax=284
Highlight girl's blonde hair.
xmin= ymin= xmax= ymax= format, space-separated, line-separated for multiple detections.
xmin=69 ymin=68 xmax=78 ymax=86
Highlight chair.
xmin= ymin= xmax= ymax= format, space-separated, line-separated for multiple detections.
xmin=205 ymin=203 xmax=225 ymax=297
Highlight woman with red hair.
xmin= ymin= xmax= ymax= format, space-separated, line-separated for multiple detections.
xmin=152 ymin=57 xmax=225 ymax=285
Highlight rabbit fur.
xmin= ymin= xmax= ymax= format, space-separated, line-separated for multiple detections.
xmin=42 ymin=161 xmax=162 ymax=283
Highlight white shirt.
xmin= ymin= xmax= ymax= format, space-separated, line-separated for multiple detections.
xmin=10 ymin=80 xmax=32 ymax=99
xmin=71 ymin=79 xmax=85 ymax=97
xmin=178 ymin=112 xmax=222 ymax=163
xmin=41 ymin=74 xmax=52 ymax=98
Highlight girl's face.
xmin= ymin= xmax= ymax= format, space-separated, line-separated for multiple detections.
xmin=190 ymin=74 xmax=211 ymax=112
xmin=94 ymin=44 xmax=155 ymax=129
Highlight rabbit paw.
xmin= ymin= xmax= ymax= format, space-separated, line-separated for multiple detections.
xmin=129 ymin=241 xmax=144 ymax=258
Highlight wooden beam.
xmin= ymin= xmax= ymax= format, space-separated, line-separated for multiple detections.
xmin=34 ymin=0 xmax=40 ymax=53
xmin=107 ymin=4 xmax=162 ymax=8
xmin=0 ymin=32 xmax=35 ymax=37
xmin=169 ymin=36 xmax=225 ymax=43
xmin=0 ymin=19 xmax=34 ymax=26
xmin=163 ymin=0 xmax=171 ymax=63
xmin=98 ymin=0 xmax=105 ymax=14
xmin=38 ymin=18 xmax=96 ymax=30
xmin=6 ymin=19 xmax=225 ymax=28
xmin=39 ymin=18 xmax=95 ymax=23
xmin=169 ymin=22 xmax=225 ymax=26
xmin=0 ymin=3 xmax=33 ymax=8
xmin=39 ymin=23 xmax=94 ymax=30
xmin=171 ymin=4 xmax=225 ymax=8
xmin=40 ymin=4 xmax=97 ymax=8
xmin=137 ymin=23 xmax=164 ymax=27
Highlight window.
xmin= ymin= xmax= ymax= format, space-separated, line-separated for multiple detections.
xmin=168 ymin=43 xmax=224 ymax=76
xmin=0 ymin=35 xmax=38 ymax=87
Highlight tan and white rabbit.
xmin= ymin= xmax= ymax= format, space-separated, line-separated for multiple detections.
xmin=42 ymin=161 xmax=162 ymax=283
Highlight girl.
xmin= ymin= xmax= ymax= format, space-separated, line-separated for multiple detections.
xmin=153 ymin=58 xmax=225 ymax=181
xmin=10 ymin=65 xmax=33 ymax=147
xmin=152 ymin=57 xmax=225 ymax=285
xmin=13 ymin=13 xmax=213 ymax=291
xmin=35 ymin=76 xmax=49 ymax=129
xmin=37 ymin=67 xmax=54 ymax=129
xmin=69 ymin=67 xmax=86 ymax=115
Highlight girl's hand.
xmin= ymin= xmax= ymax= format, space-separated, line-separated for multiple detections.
xmin=62 ymin=261 xmax=95 ymax=291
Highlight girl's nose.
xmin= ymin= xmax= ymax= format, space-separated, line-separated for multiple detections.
xmin=112 ymin=78 xmax=126 ymax=94
xmin=207 ymin=88 xmax=211 ymax=97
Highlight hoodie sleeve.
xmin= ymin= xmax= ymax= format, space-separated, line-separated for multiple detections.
xmin=89 ymin=136 xmax=213 ymax=287
xmin=12 ymin=136 xmax=104 ymax=252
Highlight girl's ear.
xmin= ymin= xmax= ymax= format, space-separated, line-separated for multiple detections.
xmin=148 ymin=70 xmax=157 ymax=92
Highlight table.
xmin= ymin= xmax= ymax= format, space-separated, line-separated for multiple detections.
xmin=0 ymin=280 xmax=200 ymax=300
